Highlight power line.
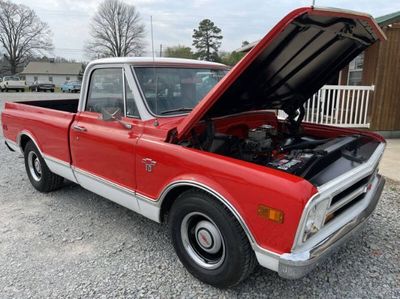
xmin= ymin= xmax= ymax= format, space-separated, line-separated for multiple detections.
xmin=54 ymin=48 xmax=85 ymax=52
xmin=30 ymin=7 xmax=90 ymax=17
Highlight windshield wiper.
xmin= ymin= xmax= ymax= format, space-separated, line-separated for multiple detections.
xmin=159 ymin=107 xmax=193 ymax=115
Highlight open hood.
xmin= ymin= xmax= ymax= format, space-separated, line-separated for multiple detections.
xmin=176 ymin=7 xmax=385 ymax=139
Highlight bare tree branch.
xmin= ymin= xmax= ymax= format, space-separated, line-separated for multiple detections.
xmin=0 ymin=0 xmax=53 ymax=74
xmin=85 ymin=0 xmax=146 ymax=59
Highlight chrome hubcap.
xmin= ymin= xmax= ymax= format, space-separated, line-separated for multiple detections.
xmin=28 ymin=151 xmax=42 ymax=182
xmin=181 ymin=212 xmax=225 ymax=269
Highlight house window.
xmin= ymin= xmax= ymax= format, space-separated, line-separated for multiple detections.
xmin=49 ymin=76 xmax=53 ymax=82
xmin=66 ymin=76 xmax=70 ymax=81
xmin=34 ymin=76 xmax=38 ymax=81
xmin=348 ymin=53 xmax=364 ymax=86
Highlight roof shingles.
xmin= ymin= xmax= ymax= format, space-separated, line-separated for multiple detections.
xmin=21 ymin=62 xmax=83 ymax=75
xmin=376 ymin=11 xmax=400 ymax=27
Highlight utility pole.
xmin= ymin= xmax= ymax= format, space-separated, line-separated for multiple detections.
xmin=160 ymin=44 xmax=163 ymax=57
xmin=312 ymin=0 xmax=316 ymax=6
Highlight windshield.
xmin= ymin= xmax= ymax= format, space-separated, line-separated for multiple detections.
xmin=134 ymin=67 xmax=228 ymax=115
xmin=4 ymin=76 xmax=20 ymax=81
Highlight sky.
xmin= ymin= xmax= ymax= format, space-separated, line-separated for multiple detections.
xmin=12 ymin=0 xmax=400 ymax=62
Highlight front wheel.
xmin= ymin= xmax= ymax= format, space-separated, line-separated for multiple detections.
xmin=24 ymin=141 xmax=64 ymax=192
xmin=168 ymin=190 xmax=257 ymax=288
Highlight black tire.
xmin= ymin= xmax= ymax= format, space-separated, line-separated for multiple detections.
xmin=24 ymin=141 xmax=64 ymax=192
xmin=51 ymin=89 xmax=54 ymax=93
xmin=168 ymin=190 xmax=257 ymax=288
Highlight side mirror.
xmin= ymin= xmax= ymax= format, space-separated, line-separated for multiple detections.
xmin=101 ymin=108 xmax=122 ymax=121
xmin=100 ymin=108 xmax=132 ymax=130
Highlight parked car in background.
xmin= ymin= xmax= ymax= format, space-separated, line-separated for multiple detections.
xmin=29 ymin=81 xmax=55 ymax=92
xmin=0 ymin=76 xmax=26 ymax=92
xmin=61 ymin=81 xmax=81 ymax=93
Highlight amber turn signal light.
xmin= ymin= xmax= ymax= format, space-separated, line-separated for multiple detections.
xmin=257 ymin=205 xmax=284 ymax=223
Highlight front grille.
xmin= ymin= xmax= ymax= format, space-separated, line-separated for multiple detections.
xmin=324 ymin=172 xmax=376 ymax=224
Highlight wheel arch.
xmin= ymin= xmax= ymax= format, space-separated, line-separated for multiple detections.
xmin=17 ymin=131 xmax=43 ymax=155
xmin=159 ymin=180 xmax=256 ymax=245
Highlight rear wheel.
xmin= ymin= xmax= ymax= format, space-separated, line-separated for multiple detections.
xmin=24 ymin=141 xmax=64 ymax=192
xmin=168 ymin=190 xmax=257 ymax=288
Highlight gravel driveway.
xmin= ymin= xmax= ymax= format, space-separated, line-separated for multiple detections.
xmin=0 ymin=93 xmax=399 ymax=298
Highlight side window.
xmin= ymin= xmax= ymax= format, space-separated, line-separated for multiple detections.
xmin=86 ymin=68 xmax=124 ymax=114
xmin=125 ymin=76 xmax=139 ymax=118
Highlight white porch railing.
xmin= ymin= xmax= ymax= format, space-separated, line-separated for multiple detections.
xmin=278 ymin=85 xmax=375 ymax=128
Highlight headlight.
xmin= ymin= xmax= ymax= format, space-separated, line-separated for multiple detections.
xmin=302 ymin=199 xmax=330 ymax=242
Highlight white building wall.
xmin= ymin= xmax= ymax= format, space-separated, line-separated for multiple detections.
xmin=25 ymin=75 xmax=79 ymax=87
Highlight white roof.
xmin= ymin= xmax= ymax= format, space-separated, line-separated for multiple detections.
xmin=88 ymin=57 xmax=227 ymax=68
xmin=21 ymin=62 xmax=83 ymax=75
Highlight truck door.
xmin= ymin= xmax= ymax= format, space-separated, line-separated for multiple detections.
xmin=70 ymin=67 xmax=143 ymax=212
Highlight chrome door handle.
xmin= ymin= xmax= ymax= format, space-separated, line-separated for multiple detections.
xmin=72 ymin=125 xmax=87 ymax=132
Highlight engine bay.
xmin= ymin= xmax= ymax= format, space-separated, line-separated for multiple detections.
xmin=180 ymin=114 xmax=380 ymax=186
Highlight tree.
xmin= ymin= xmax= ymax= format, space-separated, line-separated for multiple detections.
xmin=165 ymin=45 xmax=194 ymax=59
xmin=192 ymin=19 xmax=222 ymax=62
xmin=86 ymin=0 xmax=145 ymax=58
xmin=0 ymin=0 xmax=53 ymax=74
xmin=220 ymin=51 xmax=245 ymax=66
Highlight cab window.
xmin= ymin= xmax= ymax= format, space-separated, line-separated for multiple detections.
xmin=86 ymin=68 xmax=124 ymax=114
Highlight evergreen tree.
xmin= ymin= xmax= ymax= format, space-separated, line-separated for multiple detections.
xmin=192 ymin=19 xmax=223 ymax=62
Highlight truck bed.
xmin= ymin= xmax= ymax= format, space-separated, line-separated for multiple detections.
xmin=1 ymin=99 xmax=78 ymax=163
xmin=17 ymin=99 xmax=79 ymax=113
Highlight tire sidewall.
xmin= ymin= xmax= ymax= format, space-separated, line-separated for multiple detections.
xmin=169 ymin=192 xmax=251 ymax=288
xmin=24 ymin=142 xmax=49 ymax=192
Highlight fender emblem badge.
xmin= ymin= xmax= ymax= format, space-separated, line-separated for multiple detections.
xmin=142 ymin=158 xmax=157 ymax=172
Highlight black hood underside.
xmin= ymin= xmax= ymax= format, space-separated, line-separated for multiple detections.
xmin=204 ymin=11 xmax=380 ymax=119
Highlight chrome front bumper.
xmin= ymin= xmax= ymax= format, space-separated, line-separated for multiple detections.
xmin=277 ymin=174 xmax=385 ymax=279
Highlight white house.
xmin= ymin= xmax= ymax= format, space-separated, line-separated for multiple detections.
xmin=21 ymin=62 xmax=83 ymax=87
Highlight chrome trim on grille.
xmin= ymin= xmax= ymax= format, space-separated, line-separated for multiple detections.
xmin=327 ymin=185 xmax=367 ymax=214
xmin=278 ymin=175 xmax=385 ymax=279
xmin=292 ymin=142 xmax=385 ymax=250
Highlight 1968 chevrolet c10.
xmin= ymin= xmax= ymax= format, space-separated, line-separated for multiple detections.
xmin=1 ymin=7 xmax=387 ymax=287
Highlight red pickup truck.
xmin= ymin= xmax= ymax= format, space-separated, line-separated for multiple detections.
xmin=1 ymin=7 xmax=386 ymax=288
